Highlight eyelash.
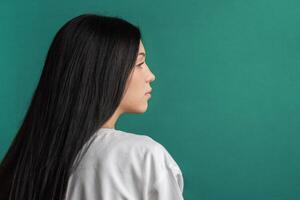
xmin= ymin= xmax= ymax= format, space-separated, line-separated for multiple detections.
xmin=137 ymin=62 xmax=145 ymax=67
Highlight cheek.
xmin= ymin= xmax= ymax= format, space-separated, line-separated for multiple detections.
xmin=127 ymin=70 xmax=145 ymax=97
xmin=125 ymin=80 xmax=145 ymax=103
xmin=119 ymin=71 xmax=148 ymax=112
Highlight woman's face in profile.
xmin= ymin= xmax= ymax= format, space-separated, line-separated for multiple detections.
xmin=119 ymin=40 xmax=156 ymax=113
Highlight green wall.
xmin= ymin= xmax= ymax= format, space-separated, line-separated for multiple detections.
xmin=1 ymin=0 xmax=300 ymax=199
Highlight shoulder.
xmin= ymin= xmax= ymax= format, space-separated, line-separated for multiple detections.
xmin=94 ymin=129 xmax=168 ymax=166
xmin=66 ymin=129 xmax=184 ymax=199
xmin=83 ymin=129 xmax=181 ymax=172
xmin=107 ymin=129 xmax=177 ymax=164
xmin=92 ymin=129 xmax=161 ymax=157
xmin=110 ymin=130 xmax=184 ymax=194
xmin=74 ymin=129 xmax=160 ymax=166
xmin=106 ymin=129 xmax=183 ymax=181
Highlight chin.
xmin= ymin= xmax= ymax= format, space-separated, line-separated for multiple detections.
xmin=127 ymin=104 xmax=148 ymax=114
xmin=135 ymin=107 xmax=148 ymax=114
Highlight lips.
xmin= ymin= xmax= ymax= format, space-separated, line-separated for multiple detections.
xmin=145 ymin=89 xmax=152 ymax=95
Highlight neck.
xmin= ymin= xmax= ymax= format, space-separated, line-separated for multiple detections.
xmin=101 ymin=108 xmax=123 ymax=129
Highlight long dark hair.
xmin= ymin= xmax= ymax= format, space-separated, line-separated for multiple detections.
xmin=0 ymin=13 xmax=141 ymax=200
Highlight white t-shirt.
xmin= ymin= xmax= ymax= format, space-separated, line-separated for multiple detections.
xmin=65 ymin=128 xmax=184 ymax=200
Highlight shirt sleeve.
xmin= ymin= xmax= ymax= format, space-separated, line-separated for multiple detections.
xmin=147 ymin=164 xmax=184 ymax=200
xmin=144 ymin=139 xmax=184 ymax=200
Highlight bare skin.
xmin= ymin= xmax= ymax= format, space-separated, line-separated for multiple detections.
xmin=101 ymin=40 xmax=156 ymax=129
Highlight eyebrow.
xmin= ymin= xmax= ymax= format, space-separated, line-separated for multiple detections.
xmin=138 ymin=52 xmax=146 ymax=57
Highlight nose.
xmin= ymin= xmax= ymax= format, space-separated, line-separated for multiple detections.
xmin=148 ymin=70 xmax=155 ymax=83
xmin=145 ymin=66 xmax=155 ymax=83
xmin=145 ymin=63 xmax=156 ymax=82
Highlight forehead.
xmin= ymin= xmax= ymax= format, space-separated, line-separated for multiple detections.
xmin=139 ymin=41 xmax=145 ymax=54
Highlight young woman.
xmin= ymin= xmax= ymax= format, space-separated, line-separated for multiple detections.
xmin=0 ymin=13 xmax=184 ymax=200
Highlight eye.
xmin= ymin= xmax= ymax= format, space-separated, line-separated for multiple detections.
xmin=136 ymin=61 xmax=145 ymax=67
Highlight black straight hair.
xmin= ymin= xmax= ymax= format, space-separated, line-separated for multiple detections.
xmin=0 ymin=13 xmax=141 ymax=200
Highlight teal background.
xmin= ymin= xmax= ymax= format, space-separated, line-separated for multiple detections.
xmin=1 ymin=0 xmax=300 ymax=199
